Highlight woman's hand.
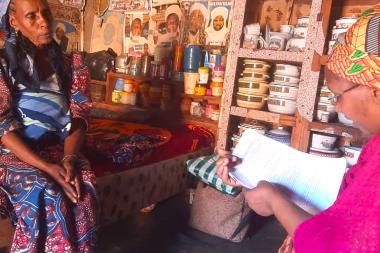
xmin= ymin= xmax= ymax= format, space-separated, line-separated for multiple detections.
xmin=216 ymin=149 xmax=242 ymax=187
xmin=244 ymin=181 xmax=280 ymax=216
xmin=61 ymin=159 xmax=81 ymax=200
xmin=45 ymin=163 xmax=79 ymax=204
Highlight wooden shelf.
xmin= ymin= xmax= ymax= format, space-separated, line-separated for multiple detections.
xmin=308 ymin=121 xmax=363 ymax=139
xmin=92 ymin=101 xmax=149 ymax=113
xmin=90 ymin=79 xmax=106 ymax=86
xmin=238 ymin=48 xmax=305 ymax=63
xmin=182 ymin=94 xmax=221 ymax=104
xmin=182 ymin=114 xmax=218 ymax=130
xmin=230 ymin=106 xmax=296 ymax=126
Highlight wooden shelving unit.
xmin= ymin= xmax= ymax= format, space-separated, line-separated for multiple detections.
xmin=230 ymin=107 xmax=296 ymax=127
xmin=238 ymin=48 xmax=305 ymax=63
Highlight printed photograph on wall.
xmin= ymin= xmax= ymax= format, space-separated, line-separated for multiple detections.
xmin=205 ymin=2 xmax=232 ymax=46
xmin=48 ymin=0 xmax=81 ymax=53
xmin=53 ymin=20 xmax=77 ymax=53
xmin=125 ymin=14 xmax=150 ymax=55
xmin=149 ymin=0 xmax=183 ymax=54
xmin=182 ymin=1 xmax=208 ymax=45
xmin=90 ymin=11 xmax=125 ymax=55
xmin=110 ymin=0 xmax=152 ymax=13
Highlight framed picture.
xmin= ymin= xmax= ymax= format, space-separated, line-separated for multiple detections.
xmin=110 ymin=0 xmax=152 ymax=13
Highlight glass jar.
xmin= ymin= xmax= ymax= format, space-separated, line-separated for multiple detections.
xmin=194 ymin=83 xmax=207 ymax=96
xmin=210 ymin=81 xmax=223 ymax=96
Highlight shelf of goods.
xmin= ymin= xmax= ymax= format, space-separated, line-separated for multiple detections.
xmin=217 ymin=0 xmax=372 ymax=152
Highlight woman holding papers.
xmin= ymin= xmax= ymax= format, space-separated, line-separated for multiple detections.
xmin=217 ymin=6 xmax=380 ymax=252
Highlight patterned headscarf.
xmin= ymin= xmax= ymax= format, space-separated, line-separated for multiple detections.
xmin=327 ymin=5 xmax=380 ymax=89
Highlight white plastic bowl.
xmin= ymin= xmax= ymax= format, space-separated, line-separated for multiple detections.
xmin=274 ymin=64 xmax=300 ymax=77
xmin=273 ymin=74 xmax=300 ymax=85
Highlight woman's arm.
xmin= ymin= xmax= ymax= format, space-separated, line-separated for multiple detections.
xmin=244 ymin=181 xmax=312 ymax=236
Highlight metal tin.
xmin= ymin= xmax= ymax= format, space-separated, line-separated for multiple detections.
xmin=111 ymin=90 xmax=122 ymax=103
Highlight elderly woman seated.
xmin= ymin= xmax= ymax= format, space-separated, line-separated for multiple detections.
xmin=0 ymin=0 xmax=98 ymax=252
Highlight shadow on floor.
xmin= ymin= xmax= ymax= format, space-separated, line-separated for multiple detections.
xmin=97 ymin=191 xmax=287 ymax=253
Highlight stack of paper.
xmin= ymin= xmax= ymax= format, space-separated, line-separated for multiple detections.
xmin=230 ymin=129 xmax=347 ymax=212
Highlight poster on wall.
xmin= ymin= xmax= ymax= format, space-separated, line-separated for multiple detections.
xmin=53 ymin=20 xmax=78 ymax=53
xmin=148 ymin=1 xmax=183 ymax=54
xmin=180 ymin=0 xmax=232 ymax=46
xmin=110 ymin=0 xmax=152 ymax=13
xmin=124 ymin=14 xmax=149 ymax=55
xmin=90 ymin=11 xmax=125 ymax=55
xmin=205 ymin=0 xmax=232 ymax=46
xmin=48 ymin=0 xmax=81 ymax=53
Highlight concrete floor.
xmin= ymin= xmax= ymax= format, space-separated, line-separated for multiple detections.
xmin=98 ymin=191 xmax=287 ymax=253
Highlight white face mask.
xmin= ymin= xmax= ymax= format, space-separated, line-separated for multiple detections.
xmin=338 ymin=112 xmax=353 ymax=126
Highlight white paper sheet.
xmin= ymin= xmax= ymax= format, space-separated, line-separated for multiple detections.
xmin=230 ymin=129 xmax=347 ymax=212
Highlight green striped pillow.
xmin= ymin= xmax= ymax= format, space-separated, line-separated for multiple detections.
xmin=186 ymin=155 xmax=241 ymax=196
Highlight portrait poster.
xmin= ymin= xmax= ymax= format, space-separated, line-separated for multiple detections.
xmin=48 ymin=0 xmax=81 ymax=53
xmin=181 ymin=0 xmax=208 ymax=46
xmin=53 ymin=20 xmax=78 ymax=53
xmin=124 ymin=14 xmax=150 ymax=55
xmin=148 ymin=1 xmax=183 ymax=54
xmin=205 ymin=0 xmax=232 ymax=46
xmin=110 ymin=0 xmax=152 ymax=13
xmin=90 ymin=11 xmax=125 ymax=55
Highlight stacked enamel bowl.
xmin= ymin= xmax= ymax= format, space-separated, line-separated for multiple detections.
xmin=268 ymin=64 xmax=300 ymax=115
xmin=232 ymin=121 xmax=268 ymax=148
xmin=316 ymin=84 xmax=336 ymax=123
xmin=264 ymin=127 xmax=291 ymax=146
xmin=309 ymin=132 xmax=341 ymax=158
xmin=328 ymin=17 xmax=357 ymax=55
xmin=236 ymin=59 xmax=270 ymax=110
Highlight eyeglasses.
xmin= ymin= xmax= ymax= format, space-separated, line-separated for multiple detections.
xmin=328 ymin=84 xmax=359 ymax=105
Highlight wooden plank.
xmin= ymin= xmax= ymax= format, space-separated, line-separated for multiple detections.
xmin=182 ymin=94 xmax=221 ymax=105
xmin=230 ymin=106 xmax=296 ymax=127
xmin=291 ymin=111 xmax=311 ymax=152
xmin=238 ymin=48 xmax=305 ymax=63
xmin=182 ymin=115 xmax=218 ymax=132
xmin=308 ymin=121 xmax=362 ymax=139
xmin=90 ymin=79 xmax=106 ymax=86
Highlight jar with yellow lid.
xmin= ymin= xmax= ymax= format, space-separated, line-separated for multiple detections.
xmin=194 ymin=82 xmax=207 ymax=96
xmin=198 ymin=67 xmax=209 ymax=84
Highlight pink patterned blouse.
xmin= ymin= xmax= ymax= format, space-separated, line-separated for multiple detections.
xmin=294 ymin=135 xmax=380 ymax=252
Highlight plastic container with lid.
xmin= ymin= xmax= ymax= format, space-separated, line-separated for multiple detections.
xmin=120 ymin=91 xmax=130 ymax=104
xmin=198 ymin=67 xmax=209 ymax=84
xmin=115 ymin=78 xmax=124 ymax=91
xmin=213 ymin=65 xmax=225 ymax=80
xmin=211 ymin=109 xmax=220 ymax=121
xmin=124 ymin=79 xmax=134 ymax=92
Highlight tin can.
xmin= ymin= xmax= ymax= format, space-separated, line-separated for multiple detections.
xmin=112 ymin=90 xmax=122 ymax=103
xmin=124 ymin=79 xmax=134 ymax=92
xmin=150 ymin=61 xmax=160 ymax=79
xmin=120 ymin=92 xmax=130 ymax=104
